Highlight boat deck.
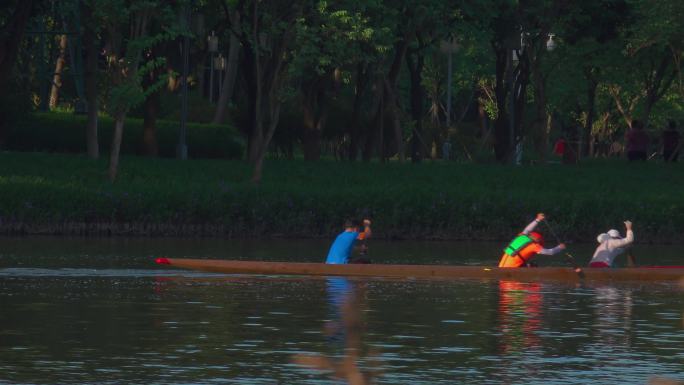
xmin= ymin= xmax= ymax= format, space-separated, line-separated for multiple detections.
xmin=156 ymin=258 xmax=684 ymax=283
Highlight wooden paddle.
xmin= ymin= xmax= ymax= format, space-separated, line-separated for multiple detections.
xmin=543 ymin=220 xmax=585 ymax=277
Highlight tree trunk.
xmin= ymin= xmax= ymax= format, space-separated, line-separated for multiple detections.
xmin=240 ymin=0 xmax=300 ymax=182
xmin=0 ymin=0 xmax=34 ymax=148
xmin=247 ymin=116 xmax=264 ymax=164
xmin=642 ymin=52 xmax=675 ymax=127
xmin=531 ymin=57 xmax=548 ymax=162
xmin=142 ymin=88 xmax=159 ymax=156
xmin=241 ymin=44 xmax=259 ymax=162
xmin=301 ymin=76 xmax=328 ymax=161
xmin=406 ymin=50 xmax=425 ymax=162
xmin=301 ymin=120 xmax=322 ymax=161
xmin=513 ymin=53 xmax=530 ymax=149
xmin=82 ymin=3 xmax=99 ymax=159
xmin=608 ymin=86 xmax=638 ymax=129
xmin=493 ymin=47 xmax=510 ymax=162
xmin=378 ymin=38 xmax=408 ymax=162
xmin=49 ymin=34 xmax=68 ymax=109
xmin=251 ymin=104 xmax=281 ymax=183
xmin=0 ymin=1 xmax=34 ymax=88
xmin=109 ymin=114 xmax=126 ymax=182
xmin=582 ymin=73 xmax=597 ymax=158
xmin=211 ymin=11 xmax=241 ymax=125
xmin=348 ymin=63 xmax=368 ymax=161
xmin=251 ymin=152 xmax=265 ymax=184
xmin=381 ymin=80 xmax=402 ymax=161
xmin=363 ymin=77 xmax=383 ymax=162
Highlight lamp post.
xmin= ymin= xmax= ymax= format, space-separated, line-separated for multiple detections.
xmin=207 ymin=31 xmax=218 ymax=102
xmin=505 ymin=32 xmax=521 ymax=164
xmin=177 ymin=3 xmax=191 ymax=160
xmin=440 ymin=37 xmax=460 ymax=128
xmin=510 ymin=32 xmax=557 ymax=165
xmin=214 ymin=53 xmax=226 ymax=100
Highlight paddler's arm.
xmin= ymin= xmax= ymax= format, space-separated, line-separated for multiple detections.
xmin=522 ymin=213 xmax=545 ymax=234
xmin=539 ymin=243 xmax=566 ymax=255
xmin=357 ymin=219 xmax=372 ymax=240
xmin=611 ymin=221 xmax=634 ymax=248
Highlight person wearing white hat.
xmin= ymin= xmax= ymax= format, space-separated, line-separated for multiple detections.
xmin=589 ymin=221 xmax=634 ymax=267
xmin=596 ymin=233 xmax=609 ymax=243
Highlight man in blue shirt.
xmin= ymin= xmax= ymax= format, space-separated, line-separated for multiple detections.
xmin=325 ymin=219 xmax=372 ymax=264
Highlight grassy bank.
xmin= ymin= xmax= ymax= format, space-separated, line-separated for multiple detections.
xmin=1 ymin=151 xmax=683 ymax=242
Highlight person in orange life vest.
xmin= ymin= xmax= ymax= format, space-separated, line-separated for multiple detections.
xmin=498 ymin=213 xmax=566 ymax=268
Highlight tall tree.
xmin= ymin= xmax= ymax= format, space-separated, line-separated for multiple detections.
xmin=211 ymin=6 xmax=241 ymax=125
xmin=48 ymin=34 xmax=68 ymax=109
xmin=0 ymin=0 xmax=35 ymax=148
xmin=518 ymin=0 xmax=568 ymax=161
xmin=549 ymin=0 xmax=628 ymax=157
xmin=290 ymin=0 xmax=381 ymax=161
xmin=96 ymin=0 xmax=177 ymax=181
xmin=229 ymin=0 xmax=305 ymax=182
xmin=403 ymin=1 xmax=459 ymax=162
xmin=82 ymin=1 xmax=101 ymax=159
xmin=489 ymin=1 xmax=519 ymax=162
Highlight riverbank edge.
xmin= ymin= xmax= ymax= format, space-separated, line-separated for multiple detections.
xmin=1 ymin=220 xmax=682 ymax=244
xmin=2 ymin=152 xmax=684 ymax=244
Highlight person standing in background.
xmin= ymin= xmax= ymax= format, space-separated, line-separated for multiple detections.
xmin=625 ymin=119 xmax=650 ymax=161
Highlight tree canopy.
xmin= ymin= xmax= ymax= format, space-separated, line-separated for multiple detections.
xmin=2 ymin=0 xmax=682 ymax=177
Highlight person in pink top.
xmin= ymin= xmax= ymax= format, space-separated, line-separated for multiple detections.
xmin=625 ymin=120 xmax=650 ymax=161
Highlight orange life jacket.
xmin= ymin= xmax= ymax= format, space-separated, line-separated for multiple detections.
xmin=499 ymin=235 xmax=542 ymax=268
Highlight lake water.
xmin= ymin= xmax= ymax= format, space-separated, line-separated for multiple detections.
xmin=0 ymin=237 xmax=682 ymax=384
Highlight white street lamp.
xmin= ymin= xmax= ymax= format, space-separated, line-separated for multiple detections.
xmin=207 ymin=31 xmax=219 ymax=53
xmin=546 ymin=33 xmax=556 ymax=51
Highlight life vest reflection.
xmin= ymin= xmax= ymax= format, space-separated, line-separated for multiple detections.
xmin=292 ymin=277 xmax=382 ymax=384
xmin=497 ymin=280 xmax=542 ymax=355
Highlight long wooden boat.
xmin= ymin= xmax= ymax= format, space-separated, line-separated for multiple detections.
xmin=155 ymin=258 xmax=684 ymax=283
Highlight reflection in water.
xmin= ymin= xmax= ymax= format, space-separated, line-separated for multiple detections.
xmin=593 ymin=286 xmax=633 ymax=348
xmin=292 ymin=278 xmax=382 ymax=384
xmin=2 ymin=240 xmax=684 ymax=385
xmin=650 ymin=378 xmax=684 ymax=385
xmin=497 ymin=281 xmax=542 ymax=355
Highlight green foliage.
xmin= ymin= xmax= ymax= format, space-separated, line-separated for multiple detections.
xmin=0 ymin=153 xmax=683 ymax=242
xmin=8 ymin=0 xmax=684 ymax=165
xmin=290 ymin=0 xmax=392 ymax=80
xmin=0 ymin=81 xmax=33 ymax=130
xmin=93 ymin=0 xmax=180 ymax=116
xmin=6 ymin=113 xmax=243 ymax=159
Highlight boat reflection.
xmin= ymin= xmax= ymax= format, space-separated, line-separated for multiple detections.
xmin=649 ymin=377 xmax=684 ymax=385
xmin=592 ymin=286 xmax=633 ymax=347
xmin=292 ymin=277 xmax=382 ymax=384
xmin=497 ymin=280 xmax=542 ymax=355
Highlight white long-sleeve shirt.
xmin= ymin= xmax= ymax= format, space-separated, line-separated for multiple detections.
xmin=521 ymin=220 xmax=564 ymax=256
xmin=589 ymin=230 xmax=634 ymax=266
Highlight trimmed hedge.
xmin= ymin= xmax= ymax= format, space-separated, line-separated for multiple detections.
xmin=7 ymin=112 xmax=244 ymax=159
xmin=0 ymin=152 xmax=683 ymax=243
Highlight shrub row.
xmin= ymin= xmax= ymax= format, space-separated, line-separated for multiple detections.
xmin=0 ymin=152 xmax=683 ymax=242
xmin=7 ymin=112 xmax=244 ymax=159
